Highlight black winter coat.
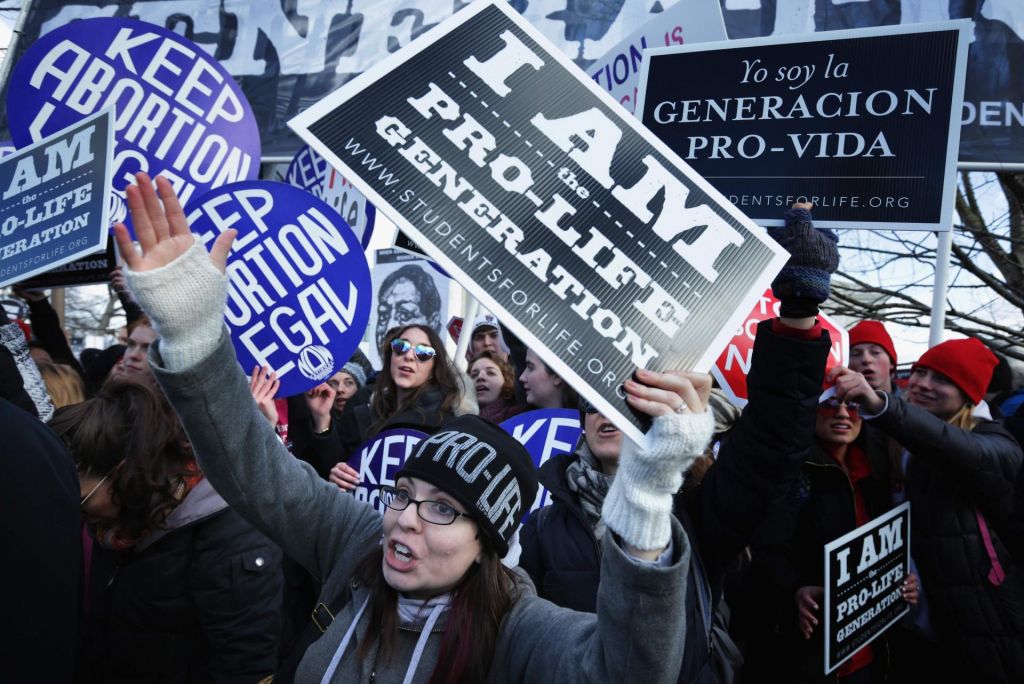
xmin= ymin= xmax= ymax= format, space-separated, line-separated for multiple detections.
xmin=752 ymin=440 xmax=893 ymax=682
xmin=868 ymin=397 xmax=1024 ymax=683
xmin=79 ymin=480 xmax=284 ymax=684
xmin=519 ymin=319 xmax=832 ymax=683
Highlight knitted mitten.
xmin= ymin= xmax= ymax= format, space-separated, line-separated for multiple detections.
xmin=601 ymin=409 xmax=714 ymax=551
xmin=124 ymin=235 xmax=228 ymax=371
xmin=768 ymin=208 xmax=839 ymax=318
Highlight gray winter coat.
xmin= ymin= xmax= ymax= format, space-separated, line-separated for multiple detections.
xmin=151 ymin=332 xmax=691 ymax=683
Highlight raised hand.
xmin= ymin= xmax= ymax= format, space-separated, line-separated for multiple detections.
xmin=112 ymin=172 xmax=235 ymax=274
xmin=249 ymin=365 xmax=280 ymax=426
xmin=305 ymin=383 xmax=337 ymax=433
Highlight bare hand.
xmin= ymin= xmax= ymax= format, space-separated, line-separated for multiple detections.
xmin=329 ymin=462 xmax=360 ymax=492
xmin=792 ymin=201 xmax=813 ymax=211
xmin=623 ymin=369 xmax=712 ymax=418
xmin=795 ymin=585 xmax=824 ymax=639
xmin=902 ymin=573 xmax=920 ymax=605
xmin=306 ymin=383 xmax=336 ymax=432
xmin=112 ymin=172 xmax=235 ymax=274
xmin=827 ymin=366 xmax=885 ymax=414
xmin=249 ymin=365 xmax=280 ymax=426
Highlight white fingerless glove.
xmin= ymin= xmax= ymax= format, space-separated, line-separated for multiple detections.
xmin=124 ymin=235 xmax=228 ymax=371
xmin=602 ymin=409 xmax=714 ymax=551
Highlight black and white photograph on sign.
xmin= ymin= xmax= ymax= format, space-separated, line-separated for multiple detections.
xmin=824 ymin=502 xmax=911 ymax=674
xmin=290 ymin=0 xmax=788 ymax=444
xmin=369 ymin=247 xmax=451 ymax=369
xmin=636 ymin=22 xmax=971 ymax=231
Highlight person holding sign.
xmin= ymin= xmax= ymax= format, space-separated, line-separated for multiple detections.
xmin=520 ymin=204 xmax=839 ymax=683
xmin=113 ymin=172 xmax=714 ymax=683
xmin=830 ymin=338 xmax=1024 ymax=683
xmin=751 ymin=389 xmax=919 ymax=682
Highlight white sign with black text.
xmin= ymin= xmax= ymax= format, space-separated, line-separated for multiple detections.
xmin=290 ymin=0 xmax=787 ymax=445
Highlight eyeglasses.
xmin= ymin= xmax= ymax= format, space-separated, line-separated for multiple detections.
xmin=378 ymin=484 xmax=471 ymax=525
xmin=818 ymin=397 xmax=862 ymax=417
xmin=390 ymin=338 xmax=436 ymax=363
xmin=79 ymin=460 xmax=125 ymax=506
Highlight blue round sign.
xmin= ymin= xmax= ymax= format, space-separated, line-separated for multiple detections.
xmin=500 ymin=408 xmax=582 ymax=514
xmin=284 ymin=145 xmax=376 ymax=251
xmin=7 ymin=17 xmax=260 ymax=231
xmin=186 ymin=181 xmax=372 ymax=397
xmin=345 ymin=428 xmax=428 ymax=514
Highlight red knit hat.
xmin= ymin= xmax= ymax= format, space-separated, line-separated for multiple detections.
xmin=849 ymin=320 xmax=897 ymax=365
xmin=912 ymin=337 xmax=997 ymax=405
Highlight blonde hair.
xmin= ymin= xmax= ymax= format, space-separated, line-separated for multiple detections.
xmin=37 ymin=361 xmax=86 ymax=408
xmin=948 ymin=403 xmax=978 ymax=431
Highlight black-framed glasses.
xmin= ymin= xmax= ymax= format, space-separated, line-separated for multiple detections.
xmin=818 ymin=397 xmax=862 ymax=417
xmin=390 ymin=338 xmax=437 ymax=363
xmin=378 ymin=484 xmax=471 ymax=525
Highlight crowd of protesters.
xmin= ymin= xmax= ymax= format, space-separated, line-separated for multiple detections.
xmin=4 ymin=175 xmax=1024 ymax=684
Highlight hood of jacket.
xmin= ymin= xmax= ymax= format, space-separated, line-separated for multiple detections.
xmin=135 ymin=478 xmax=228 ymax=552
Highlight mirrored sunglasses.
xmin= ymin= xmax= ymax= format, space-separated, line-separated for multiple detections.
xmin=390 ymin=338 xmax=437 ymax=363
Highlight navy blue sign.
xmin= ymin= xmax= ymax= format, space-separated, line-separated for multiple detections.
xmin=187 ymin=181 xmax=372 ymax=397
xmin=0 ymin=110 xmax=113 ymax=288
xmin=638 ymin=22 xmax=970 ymax=230
xmin=501 ymin=408 xmax=581 ymax=512
xmin=345 ymin=428 xmax=428 ymax=514
xmin=18 ymin=236 xmax=116 ymax=289
xmin=284 ymin=145 xmax=376 ymax=251
xmin=6 ymin=17 xmax=260 ymax=231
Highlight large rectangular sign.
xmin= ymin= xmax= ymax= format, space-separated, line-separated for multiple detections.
xmin=292 ymin=0 xmax=787 ymax=445
xmin=637 ymin=22 xmax=971 ymax=230
xmin=719 ymin=0 xmax=1024 ymax=170
xmin=0 ymin=110 xmax=113 ymax=288
xmin=824 ymin=502 xmax=911 ymax=674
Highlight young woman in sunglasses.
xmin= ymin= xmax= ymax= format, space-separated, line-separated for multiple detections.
xmin=752 ymin=391 xmax=918 ymax=682
xmin=112 ymin=172 xmax=714 ymax=683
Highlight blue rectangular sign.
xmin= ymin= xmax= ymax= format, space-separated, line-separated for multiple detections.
xmin=0 ymin=109 xmax=113 ymax=287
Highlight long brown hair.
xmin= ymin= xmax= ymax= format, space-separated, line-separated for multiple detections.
xmin=49 ymin=377 xmax=195 ymax=539
xmin=353 ymin=537 xmax=516 ymax=682
xmin=372 ymin=324 xmax=461 ymax=430
xmin=469 ymin=350 xmax=516 ymax=403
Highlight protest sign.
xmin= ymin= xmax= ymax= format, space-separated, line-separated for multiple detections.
xmin=0 ymin=142 xmax=16 ymax=159
xmin=824 ymin=502 xmax=911 ymax=674
xmin=3 ymin=0 xmax=698 ymax=159
xmin=18 ymin=237 xmax=116 ymax=289
xmin=291 ymin=0 xmax=788 ymax=445
xmin=637 ymin=22 xmax=971 ymax=230
xmin=284 ymin=145 xmax=376 ymax=250
xmin=186 ymin=181 xmax=372 ymax=397
xmin=345 ymin=428 xmax=428 ymax=515
xmin=719 ymin=0 xmax=1024 ymax=170
xmin=712 ymin=288 xmax=848 ymax=407
xmin=587 ymin=0 xmax=726 ymax=114
xmin=0 ymin=110 xmax=113 ymax=289
xmin=369 ymin=247 xmax=451 ymax=369
xmin=500 ymin=408 xmax=581 ymax=513
xmin=6 ymin=17 xmax=260 ymax=230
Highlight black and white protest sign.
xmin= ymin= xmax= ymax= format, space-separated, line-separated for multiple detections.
xmin=824 ymin=502 xmax=911 ymax=674
xmin=291 ymin=0 xmax=787 ymax=444
xmin=18 ymin=236 xmax=116 ymax=289
xmin=369 ymin=247 xmax=452 ymax=369
xmin=186 ymin=181 xmax=372 ymax=397
xmin=0 ymin=110 xmax=113 ymax=288
xmin=637 ymin=22 xmax=970 ymax=230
